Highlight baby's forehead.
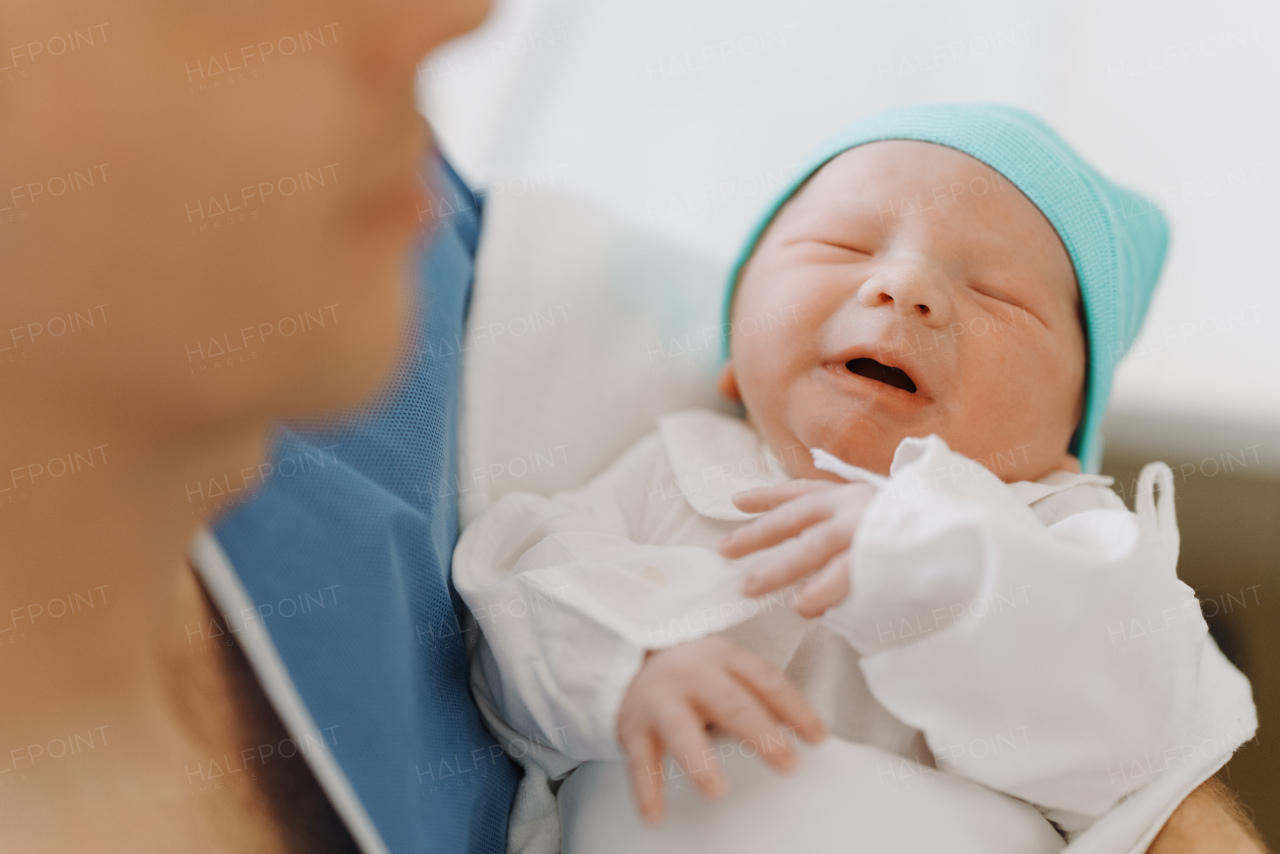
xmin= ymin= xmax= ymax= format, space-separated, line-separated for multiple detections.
xmin=801 ymin=140 xmax=1019 ymax=215
xmin=779 ymin=140 xmax=1078 ymax=296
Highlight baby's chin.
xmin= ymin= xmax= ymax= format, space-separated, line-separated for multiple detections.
xmin=749 ymin=413 xmax=901 ymax=480
xmin=751 ymin=400 xmax=1076 ymax=484
xmin=800 ymin=436 xmax=898 ymax=479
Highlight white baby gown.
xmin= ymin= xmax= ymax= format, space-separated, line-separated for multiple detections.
xmin=453 ymin=409 xmax=1256 ymax=854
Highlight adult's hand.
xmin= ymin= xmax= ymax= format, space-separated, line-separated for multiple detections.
xmin=1147 ymin=778 xmax=1270 ymax=853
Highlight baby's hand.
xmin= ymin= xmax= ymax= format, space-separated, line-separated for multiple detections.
xmin=718 ymin=480 xmax=877 ymax=617
xmin=616 ymin=637 xmax=826 ymax=825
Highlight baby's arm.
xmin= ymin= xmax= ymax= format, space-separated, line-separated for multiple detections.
xmin=453 ymin=433 xmax=822 ymax=817
xmin=724 ymin=435 xmax=1209 ymax=828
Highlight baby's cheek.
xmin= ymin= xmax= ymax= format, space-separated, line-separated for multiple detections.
xmin=950 ymin=346 xmax=1038 ymax=440
xmin=1028 ymin=337 xmax=1084 ymax=420
xmin=739 ymin=324 xmax=799 ymax=390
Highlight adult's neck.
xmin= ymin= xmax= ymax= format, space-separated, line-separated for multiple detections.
xmin=0 ymin=398 xmax=269 ymax=733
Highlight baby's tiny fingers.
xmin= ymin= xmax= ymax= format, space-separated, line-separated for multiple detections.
xmin=721 ymin=492 xmax=836 ymax=560
xmin=656 ymin=707 xmax=726 ymax=801
xmin=741 ymin=519 xmax=850 ymax=596
xmin=622 ymin=730 xmax=667 ymax=825
xmin=726 ymin=645 xmax=827 ymax=745
xmin=695 ymin=674 xmax=796 ymax=774
xmin=729 ymin=479 xmax=837 ymax=514
xmin=796 ymin=552 xmax=852 ymax=619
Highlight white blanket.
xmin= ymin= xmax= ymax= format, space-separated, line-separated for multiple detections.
xmin=561 ymin=739 xmax=1066 ymax=854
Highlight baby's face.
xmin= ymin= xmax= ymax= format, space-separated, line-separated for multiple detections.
xmin=723 ymin=140 xmax=1086 ymax=483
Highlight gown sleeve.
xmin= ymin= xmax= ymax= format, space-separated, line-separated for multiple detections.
xmin=821 ymin=435 xmax=1206 ymax=826
xmin=453 ymin=433 xmax=758 ymax=762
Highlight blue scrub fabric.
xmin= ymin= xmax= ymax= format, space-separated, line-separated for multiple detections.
xmin=213 ymin=158 xmax=518 ymax=854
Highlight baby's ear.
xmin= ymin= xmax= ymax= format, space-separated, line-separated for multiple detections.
xmin=716 ymin=362 xmax=741 ymax=401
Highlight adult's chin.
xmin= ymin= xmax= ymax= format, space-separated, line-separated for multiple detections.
xmin=295 ymin=267 xmax=416 ymax=418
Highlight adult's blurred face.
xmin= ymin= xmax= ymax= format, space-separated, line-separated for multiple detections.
xmin=0 ymin=0 xmax=489 ymax=436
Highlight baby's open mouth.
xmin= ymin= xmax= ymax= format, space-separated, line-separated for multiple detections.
xmin=846 ymin=358 xmax=917 ymax=393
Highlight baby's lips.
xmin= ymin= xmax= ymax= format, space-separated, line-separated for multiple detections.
xmin=831 ymin=339 xmax=935 ymax=400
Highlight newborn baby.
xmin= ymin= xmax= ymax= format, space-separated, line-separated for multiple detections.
xmin=453 ymin=105 xmax=1237 ymax=852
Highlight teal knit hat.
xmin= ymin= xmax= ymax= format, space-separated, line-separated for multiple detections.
xmin=723 ymin=103 xmax=1169 ymax=473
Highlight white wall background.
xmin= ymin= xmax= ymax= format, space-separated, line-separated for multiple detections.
xmin=417 ymin=0 xmax=1280 ymax=447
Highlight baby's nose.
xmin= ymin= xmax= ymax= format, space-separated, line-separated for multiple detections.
xmin=857 ymin=263 xmax=951 ymax=326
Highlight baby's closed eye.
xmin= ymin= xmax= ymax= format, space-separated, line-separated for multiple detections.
xmin=968 ymin=282 xmax=1024 ymax=306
